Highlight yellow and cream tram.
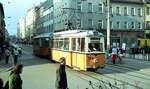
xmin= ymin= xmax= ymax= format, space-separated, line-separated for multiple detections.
xmin=52 ymin=30 xmax=105 ymax=71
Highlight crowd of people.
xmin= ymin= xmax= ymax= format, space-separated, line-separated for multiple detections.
xmin=0 ymin=45 xmax=22 ymax=65
xmin=108 ymin=46 xmax=125 ymax=64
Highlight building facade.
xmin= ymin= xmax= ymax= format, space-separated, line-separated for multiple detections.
xmin=20 ymin=0 xmax=146 ymax=48
xmin=35 ymin=0 xmax=54 ymax=35
xmin=18 ymin=17 xmax=26 ymax=39
xmin=0 ymin=2 xmax=5 ymax=46
xmin=109 ymin=0 xmax=145 ymax=47
xmin=144 ymin=0 xmax=150 ymax=38
xmin=53 ymin=0 xmax=107 ymax=32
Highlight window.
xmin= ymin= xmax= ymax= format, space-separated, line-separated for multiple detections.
xmin=116 ymin=7 xmax=121 ymax=15
xmin=131 ymin=8 xmax=135 ymax=16
xmin=64 ymin=38 xmax=69 ymax=50
xmin=59 ymin=39 xmax=64 ymax=49
xmin=147 ymin=7 xmax=150 ymax=15
xmin=124 ymin=7 xmax=128 ymax=16
xmin=77 ymin=2 xmax=81 ymax=11
xmin=98 ymin=4 xmax=103 ymax=13
xmin=72 ymin=38 xmax=76 ymax=51
xmin=146 ymin=22 xmax=150 ymax=29
xmin=88 ymin=3 xmax=92 ymax=12
xmin=131 ymin=22 xmax=135 ymax=29
xmin=88 ymin=19 xmax=93 ymax=28
xmin=88 ymin=42 xmax=103 ymax=52
xmin=124 ymin=22 xmax=128 ymax=29
xmin=77 ymin=38 xmax=81 ymax=51
xmin=110 ymin=21 xmax=113 ymax=29
xmin=138 ymin=22 xmax=142 ymax=29
xmin=117 ymin=22 xmax=120 ymax=29
xmin=77 ymin=19 xmax=81 ymax=28
xmin=98 ymin=20 xmax=103 ymax=29
xmin=81 ymin=38 xmax=85 ymax=52
xmin=110 ymin=6 xmax=113 ymax=14
xmin=138 ymin=8 xmax=142 ymax=16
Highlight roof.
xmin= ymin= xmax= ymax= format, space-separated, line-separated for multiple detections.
xmin=53 ymin=30 xmax=104 ymax=38
xmin=34 ymin=33 xmax=53 ymax=38
xmin=111 ymin=0 xmax=145 ymax=4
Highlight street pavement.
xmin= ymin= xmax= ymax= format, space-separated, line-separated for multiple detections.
xmin=0 ymin=45 xmax=103 ymax=89
xmin=1 ymin=45 xmax=150 ymax=89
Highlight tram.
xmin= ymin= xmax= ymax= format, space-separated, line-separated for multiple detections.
xmin=137 ymin=38 xmax=150 ymax=48
xmin=52 ymin=30 xmax=105 ymax=70
xmin=33 ymin=33 xmax=53 ymax=58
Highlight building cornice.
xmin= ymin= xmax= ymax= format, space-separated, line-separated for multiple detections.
xmin=111 ymin=0 xmax=145 ymax=4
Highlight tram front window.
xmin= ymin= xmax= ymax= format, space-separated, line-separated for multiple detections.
xmin=88 ymin=43 xmax=102 ymax=52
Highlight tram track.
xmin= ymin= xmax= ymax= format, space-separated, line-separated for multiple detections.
xmin=107 ymin=63 xmax=150 ymax=77
xmin=67 ymin=68 xmax=143 ymax=89
xmin=101 ymin=64 xmax=150 ymax=86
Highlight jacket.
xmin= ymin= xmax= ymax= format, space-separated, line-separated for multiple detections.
xmin=55 ymin=65 xmax=67 ymax=89
xmin=8 ymin=73 xmax=22 ymax=89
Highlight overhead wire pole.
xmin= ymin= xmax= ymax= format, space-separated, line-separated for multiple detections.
xmin=106 ymin=0 xmax=110 ymax=50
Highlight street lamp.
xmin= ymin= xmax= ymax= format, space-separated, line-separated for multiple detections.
xmin=106 ymin=0 xmax=110 ymax=50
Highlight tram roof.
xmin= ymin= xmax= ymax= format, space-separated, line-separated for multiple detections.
xmin=34 ymin=33 xmax=53 ymax=38
xmin=53 ymin=30 xmax=103 ymax=38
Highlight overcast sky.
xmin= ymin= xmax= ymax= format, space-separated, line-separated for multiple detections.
xmin=0 ymin=0 xmax=46 ymax=35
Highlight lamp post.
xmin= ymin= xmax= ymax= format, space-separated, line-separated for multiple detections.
xmin=106 ymin=0 xmax=110 ymax=50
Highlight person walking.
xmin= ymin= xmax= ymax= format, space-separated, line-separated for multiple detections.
xmin=0 ymin=48 xmax=2 ymax=61
xmin=8 ymin=64 xmax=23 ymax=89
xmin=111 ymin=46 xmax=117 ymax=64
xmin=5 ymin=48 xmax=11 ymax=64
xmin=55 ymin=57 xmax=68 ymax=89
xmin=0 ymin=78 xmax=4 ymax=89
xmin=13 ymin=48 xmax=19 ymax=65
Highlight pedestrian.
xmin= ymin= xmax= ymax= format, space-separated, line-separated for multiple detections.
xmin=17 ymin=47 xmax=22 ymax=58
xmin=0 ymin=78 xmax=4 ymax=89
xmin=0 ymin=48 xmax=2 ymax=61
xmin=13 ymin=48 xmax=19 ymax=65
xmin=55 ymin=57 xmax=68 ymax=89
xmin=5 ymin=48 xmax=11 ymax=64
xmin=118 ymin=47 xmax=124 ymax=63
xmin=111 ymin=46 xmax=117 ymax=64
xmin=8 ymin=64 xmax=23 ymax=89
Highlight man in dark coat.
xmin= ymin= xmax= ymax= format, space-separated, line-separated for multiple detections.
xmin=55 ymin=57 xmax=68 ymax=89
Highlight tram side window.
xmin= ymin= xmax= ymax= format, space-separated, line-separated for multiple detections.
xmin=59 ymin=39 xmax=63 ymax=49
xmin=72 ymin=38 xmax=76 ymax=51
xmin=77 ymin=38 xmax=85 ymax=52
xmin=77 ymin=38 xmax=81 ymax=51
xmin=53 ymin=39 xmax=59 ymax=48
xmin=33 ymin=39 xmax=39 ymax=46
xmin=64 ymin=38 xmax=69 ymax=50
xmin=41 ymin=38 xmax=49 ymax=47
xmin=81 ymin=38 xmax=85 ymax=52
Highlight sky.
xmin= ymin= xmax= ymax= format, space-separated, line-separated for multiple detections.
xmin=0 ymin=0 xmax=46 ymax=35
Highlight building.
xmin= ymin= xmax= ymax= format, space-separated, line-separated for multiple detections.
xmin=53 ymin=0 xmax=107 ymax=32
xmin=21 ymin=0 xmax=146 ymax=48
xmin=144 ymin=0 xmax=150 ymax=38
xmin=35 ymin=0 xmax=53 ymax=35
xmin=25 ymin=6 xmax=38 ymax=43
xmin=18 ymin=17 xmax=26 ymax=39
xmin=0 ymin=2 xmax=5 ymax=46
xmin=109 ymin=0 xmax=145 ymax=47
